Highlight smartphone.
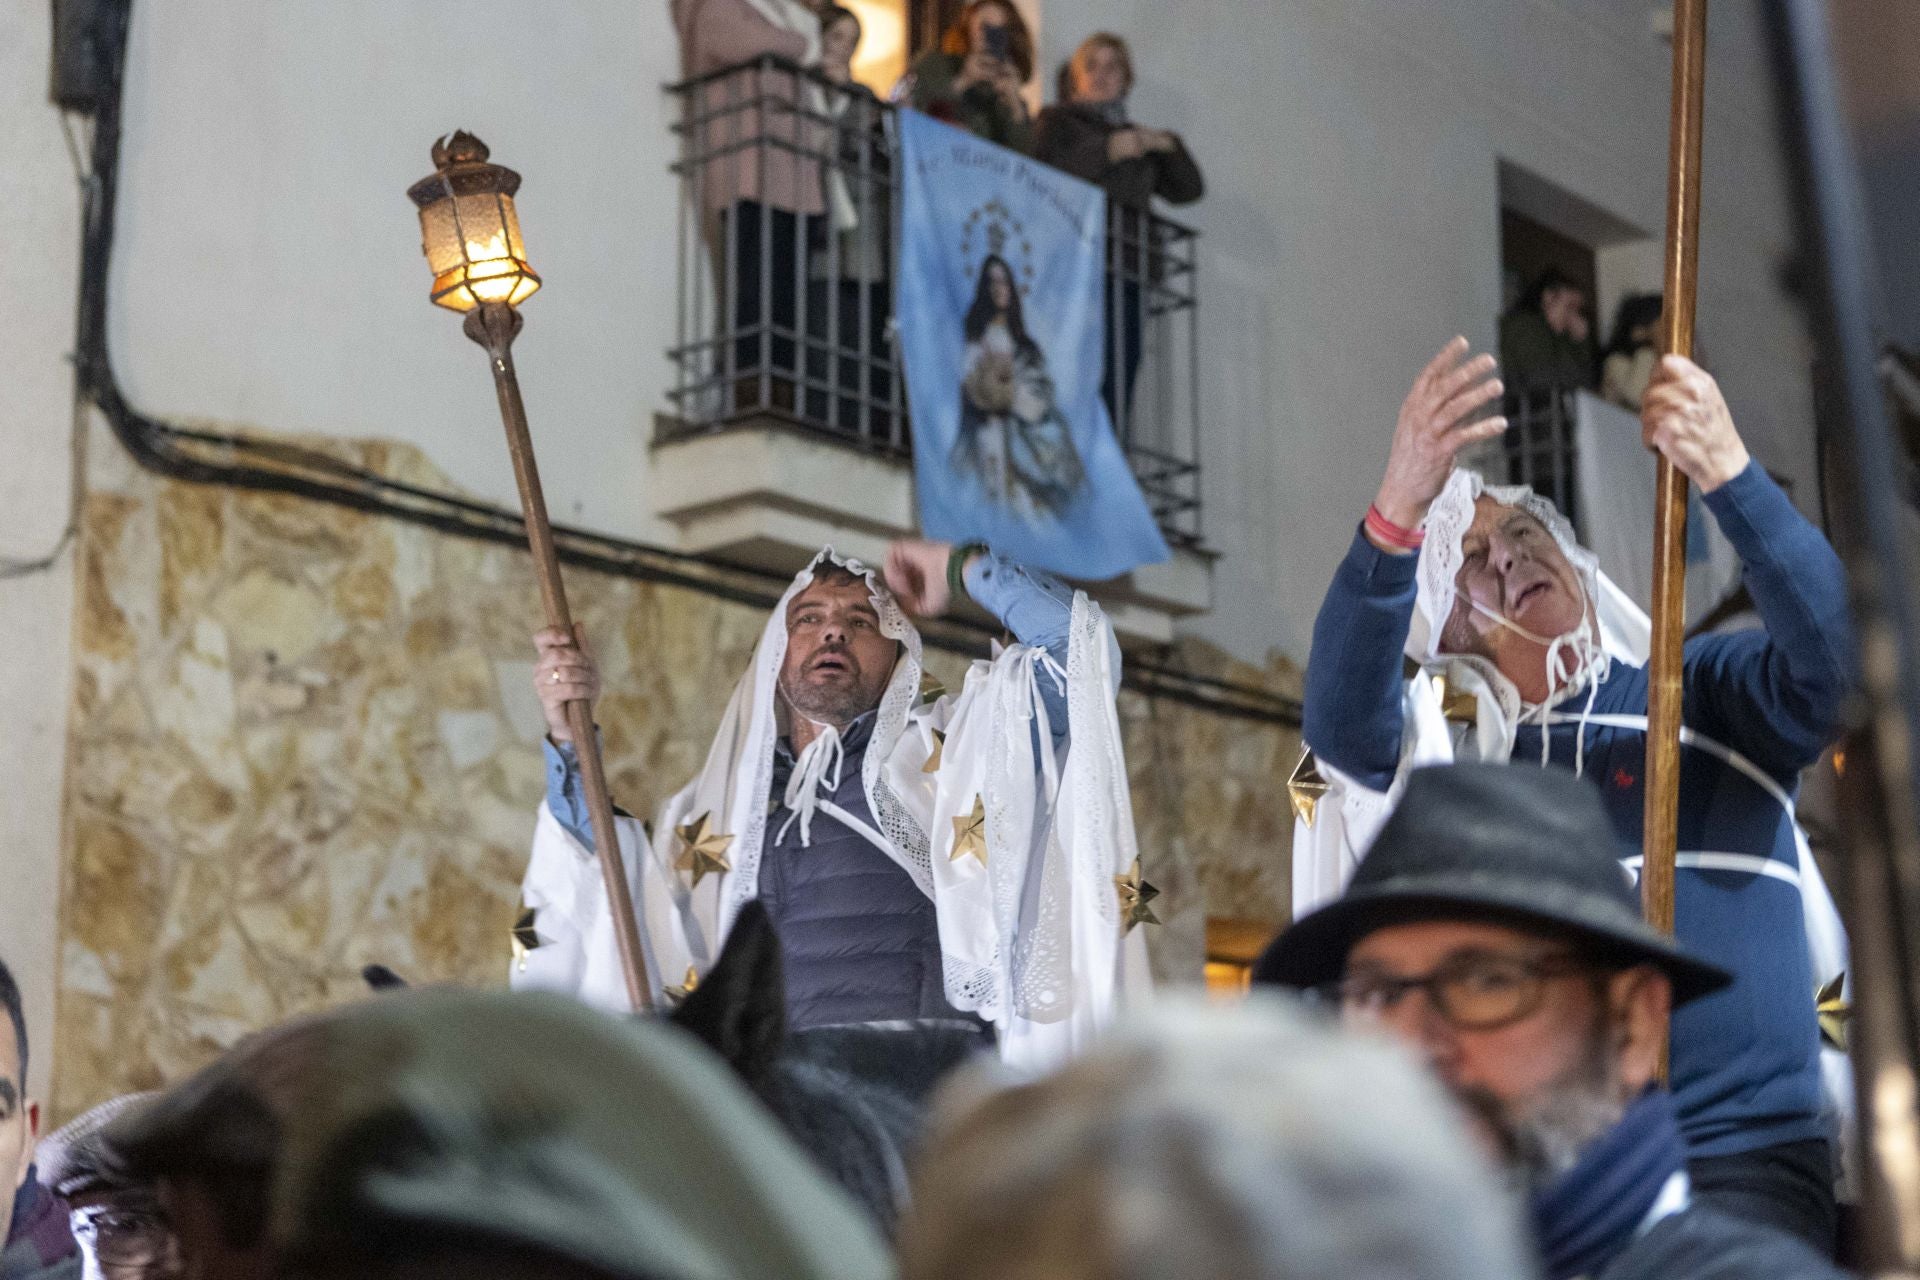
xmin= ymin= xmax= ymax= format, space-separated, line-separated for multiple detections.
xmin=982 ymin=24 xmax=1010 ymax=63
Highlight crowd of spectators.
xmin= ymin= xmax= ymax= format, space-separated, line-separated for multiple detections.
xmin=0 ymin=759 xmax=1855 ymax=1279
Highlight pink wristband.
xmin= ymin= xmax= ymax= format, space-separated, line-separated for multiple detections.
xmin=1365 ymin=504 xmax=1425 ymax=549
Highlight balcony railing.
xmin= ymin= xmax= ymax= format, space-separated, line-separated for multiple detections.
xmin=664 ymin=56 xmax=1203 ymax=548
xmin=1502 ymin=385 xmax=1581 ymax=533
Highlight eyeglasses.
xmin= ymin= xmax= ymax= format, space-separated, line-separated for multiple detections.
xmin=70 ymin=1202 xmax=175 ymax=1266
xmin=1319 ymin=951 xmax=1588 ymax=1031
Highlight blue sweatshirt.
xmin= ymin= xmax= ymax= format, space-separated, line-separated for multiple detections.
xmin=546 ymin=552 xmax=1080 ymax=1025
xmin=1303 ymin=463 xmax=1854 ymax=1159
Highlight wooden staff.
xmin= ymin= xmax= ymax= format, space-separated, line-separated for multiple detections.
xmin=1643 ymin=0 xmax=1709 ymax=937
xmin=409 ymin=134 xmax=652 ymax=1011
xmin=467 ymin=302 xmax=655 ymax=1013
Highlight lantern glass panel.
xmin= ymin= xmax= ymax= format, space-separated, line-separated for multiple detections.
xmin=416 ymin=188 xmax=540 ymax=312
xmin=417 ymin=198 xmax=468 ymax=278
xmin=502 ymin=199 xmax=529 ymax=262
xmin=455 ymin=192 xmax=513 ymax=271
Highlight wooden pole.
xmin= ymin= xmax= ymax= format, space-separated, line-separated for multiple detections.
xmin=1642 ymin=0 xmax=1709 ymax=938
xmin=465 ymin=301 xmax=654 ymax=1013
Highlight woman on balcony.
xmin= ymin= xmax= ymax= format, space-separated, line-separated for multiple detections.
xmin=809 ymin=4 xmax=896 ymax=439
xmin=673 ymin=0 xmax=844 ymax=416
xmin=1601 ymin=293 xmax=1664 ymax=411
xmin=899 ymin=1 xmax=1036 ymax=154
xmin=1035 ymin=33 xmax=1203 ymax=431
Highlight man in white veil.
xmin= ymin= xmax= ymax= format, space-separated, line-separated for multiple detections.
xmin=1294 ymin=339 xmax=1854 ymax=1253
xmin=513 ymin=539 xmax=1149 ymax=1070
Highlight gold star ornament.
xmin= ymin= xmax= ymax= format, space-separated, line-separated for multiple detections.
xmin=1115 ymin=859 xmax=1161 ymax=932
xmin=1434 ymin=673 xmax=1479 ymax=724
xmin=674 ymin=811 xmax=734 ymax=887
xmin=1817 ymin=973 xmax=1850 ymax=1052
xmin=1288 ymin=749 xmax=1330 ymax=828
xmin=510 ymin=906 xmax=542 ymax=972
xmin=664 ymin=966 xmax=702 ymax=1006
xmin=922 ymin=728 xmax=947 ymax=774
xmin=950 ymin=794 xmax=988 ymax=865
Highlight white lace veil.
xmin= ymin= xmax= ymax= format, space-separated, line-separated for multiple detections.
xmin=687 ymin=547 xmax=934 ymax=941
xmin=1411 ymin=469 xmax=1650 ymax=757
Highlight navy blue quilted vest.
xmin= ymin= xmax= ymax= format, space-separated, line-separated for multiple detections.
xmin=760 ymin=714 xmax=967 ymax=1028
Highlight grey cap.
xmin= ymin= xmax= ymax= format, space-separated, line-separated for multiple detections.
xmin=898 ymin=994 xmax=1537 ymax=1280
xmin=39 ymin=1092 xmax=159 ymax=1198
xmin=106 ymin=990 xmax=893 ymax=1280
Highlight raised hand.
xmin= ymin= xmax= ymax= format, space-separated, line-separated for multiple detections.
xmin=1640 ymin=355 xmax=1749 ymax=493
xmin=1372 ymin=337 xmax=1508 ymax=538
xmin=885 ymin=538 xmax=958 ymax=618
xmin=992 ymin=62 xmax=1028 ymax=117
xmin=1107 ymin=128 xmax=1150 ymax=164
xmin=533 ymin=624 xmax=600 ymax=744
xmin=955 ymin=50 xmax=1000 ymax=93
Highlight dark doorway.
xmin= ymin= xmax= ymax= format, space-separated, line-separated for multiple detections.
xmin=909 ymin=0 xmax=964 ymax=57
xmin=1499 ymin=208 xmax=1597 ymax=319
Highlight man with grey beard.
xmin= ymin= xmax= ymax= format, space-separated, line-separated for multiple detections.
xmin=1256 ymin=763 xmax=1847 ymax=1280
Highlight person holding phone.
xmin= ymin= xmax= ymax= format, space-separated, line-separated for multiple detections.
xmin=899 ymin=1 xmax=1035 ymax=153
xmin=1035 ymin=32 xmax=1204 ymax=427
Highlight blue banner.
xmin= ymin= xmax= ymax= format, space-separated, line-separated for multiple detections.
xmin=895 ymin=111 xmax=1169 ymax=581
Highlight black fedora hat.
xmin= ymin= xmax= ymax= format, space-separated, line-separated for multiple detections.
xmin=1254 ymin=762 xmax=1730 ymax=1005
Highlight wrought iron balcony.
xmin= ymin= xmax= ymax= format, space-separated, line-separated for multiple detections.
xmin=662 ymin=55 xmax=1203 ymax=549
xmin=1502 ymin=385 xmax=1583 ymax=532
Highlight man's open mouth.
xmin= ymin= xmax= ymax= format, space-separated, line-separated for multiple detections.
xmin=1510 ymin=579 xmax=1551 ymax=613
xmin=808 ymin=654 xmax=853 ymax=678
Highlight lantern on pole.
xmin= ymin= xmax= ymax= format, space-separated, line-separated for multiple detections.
xmin=409 ymin=132 xmax=652 ymax=1012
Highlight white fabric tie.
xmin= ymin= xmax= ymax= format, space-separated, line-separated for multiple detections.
xmin=1466 ymin=593 xmax=1610 ymax=777
xmin=777 ymin=723 xmax=845 ymax=847
xmin=1017 ymin=650 xmax=1068 ymax=808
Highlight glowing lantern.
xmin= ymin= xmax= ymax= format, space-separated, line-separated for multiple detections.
xmin=407 ymin=131 xmax=540 ymax=312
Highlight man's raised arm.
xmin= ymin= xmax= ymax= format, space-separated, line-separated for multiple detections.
xmin=1642 ymin=356 xmax=1857 ymax=774
xmin=885 ymin=539 xmax=1086 ymax=731
xmin=1303 ymin=339 xmax=1507 ymax=790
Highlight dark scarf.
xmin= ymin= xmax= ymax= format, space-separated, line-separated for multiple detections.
xmin=1067 ymin=96 xmax=1128 ymax=128
xmin=4 ymin=1168 xmax=77 ymax=1270
xmin=1528 ymin=1090 xmax=1686 ymax=1280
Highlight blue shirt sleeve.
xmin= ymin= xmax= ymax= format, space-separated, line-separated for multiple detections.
xmin=962 ymin=549 xmax=1086 ymax=734
xmin=1301 ymin=527 xmax=1421 ymax=792
xmin=543 ymin=737 xmax=595 ymax=849
xmin=1683 ymin=462 xmax=1856 ymax=775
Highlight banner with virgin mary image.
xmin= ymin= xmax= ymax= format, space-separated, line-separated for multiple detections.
xmin=896 ymin=110 xmax=1169 ymax=581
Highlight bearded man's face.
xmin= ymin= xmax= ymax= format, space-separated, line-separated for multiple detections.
xmin=779 ymin=574 xmax=898 ymax=728
xmin=1339 ymin=919 xmax=1664 ymax=1188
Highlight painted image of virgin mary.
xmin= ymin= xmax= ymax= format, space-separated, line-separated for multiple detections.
xmin=952 ymin=255 xmax=1086 ymax=520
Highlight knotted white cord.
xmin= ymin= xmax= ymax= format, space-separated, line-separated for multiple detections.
xmin=1024 ymin=650 xmax=1070 ymax=810
xmin=1464 ymin=592 xmax=1611 ymax=777
xmin=777 ymin=721 xmax=845 ymax=847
